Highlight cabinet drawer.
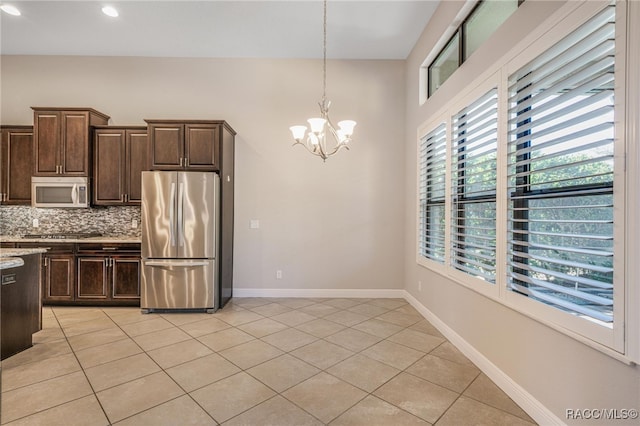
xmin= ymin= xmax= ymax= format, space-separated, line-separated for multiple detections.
xmin=77 ymin=243 xmax=140 ymax=254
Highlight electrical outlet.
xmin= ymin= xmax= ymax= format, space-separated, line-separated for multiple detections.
xmin=250 ymin=219 xmax=260 ymax=229
xmin=131 ymin=219 xmax=138 ymax=229
xmin=418 ymin=280 xmax=422 ymax=291
xmin=32 ymin=218 xmax=39 ymax=228
xmin=276 ymin=270 xmax=282 ymax=279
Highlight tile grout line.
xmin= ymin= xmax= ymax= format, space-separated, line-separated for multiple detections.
xmin=5 ymin=299 xmax=533 ymax=425
xmin=213 ymin=301 xmax=433 ymax=424
xmin=101 ymin=308 xmax=221 ymax=425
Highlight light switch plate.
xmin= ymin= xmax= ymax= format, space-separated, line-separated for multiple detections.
xmin=250 ymin=220 xmax=260 ymax=229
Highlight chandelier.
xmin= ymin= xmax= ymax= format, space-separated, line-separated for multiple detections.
xmin=289 ymin=0 xmax=357 ymax=161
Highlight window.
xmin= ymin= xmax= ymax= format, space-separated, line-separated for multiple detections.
xmin=428 ymin=34 xmax=460 ymax=97
xmin=451 ymin=89 xmax=498 ymax=282
xmin=463 ymin=0 xmax=519 ymax=60
xmin=507 ymin=5 xmax=616 ymax=325
xmin=426 ymin=0 xmax=521 ymax=98
xmin=419 ymin=124 xmax=447 ymax=263
xmin=416 ymin=0 xmax=634 ymax=357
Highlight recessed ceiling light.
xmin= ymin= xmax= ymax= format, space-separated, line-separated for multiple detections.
xmin=101 ymin=6 xmax=118 ymax=18
xmin=0 ymin=4 xmax=21 ymax=16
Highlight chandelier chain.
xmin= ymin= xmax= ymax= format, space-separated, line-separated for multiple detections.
xmin=322 ymin=0 xmax=327 ymax=108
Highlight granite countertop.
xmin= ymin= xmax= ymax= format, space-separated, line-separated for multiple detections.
xmin=1 ymin=236 xmax=141 ymax=244
xmin=0 ymin=248 xmax=47 ymax=270
xmin=0 ymin=257 xmax=25 ymax=270
xmin=0 ymin=248 xmax=49 ymax=257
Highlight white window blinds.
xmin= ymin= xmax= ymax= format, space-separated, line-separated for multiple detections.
xmin=507 ymin=5 xmax=615 ymax=323
xmin=419 ymin=124 xmax=447 ymax=263
xmin=451 ymin=89 xmax=498 ymax=282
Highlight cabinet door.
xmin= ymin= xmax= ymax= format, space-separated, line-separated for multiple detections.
xmin=94 ymin=129 xmax=125 ymax=205
xmin=34 ymin=112 xmax=61 ymax=176
xmin=44 ymin=254 xmax=75 ymax=302
xmin=126 ymin=130 xmax=148 ymax=203
xmin=149 ymin=124 xmax=183 ymax=170
xmin=61 ymin=111 xmax=90 ymax=176
xmin=112 ymin=257 xmax=140 ymax=299
xmin=185 ymin=124 xmax=218 ymax=170
xmin=4 ymin=128 xmax=34 ymax=204
xmin=77 ymin=257 xmax=108 ymax=299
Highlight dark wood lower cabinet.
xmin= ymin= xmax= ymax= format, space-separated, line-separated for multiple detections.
xmin=17 ymin=242 xmax=141 ymax=306
xmin=112 ymin=257 xmax=141 ymax=299
xmin=44 ymin=253 xmax=75 ymax=302
xmin=77 ymin=257 xmax=108 ymax=299
xmin=77 ymin=255 xmax=140 ymax=302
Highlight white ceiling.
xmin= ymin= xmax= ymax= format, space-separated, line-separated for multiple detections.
xmin=0 ymin=1 xmax=440 ymax=60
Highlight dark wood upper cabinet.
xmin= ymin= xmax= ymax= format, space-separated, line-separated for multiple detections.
xmin=127 ymin=131 xmax=148 ymax=203
xmin=146 ymin=120 xmax=220 ymax=171
xmin=1 ymin=125 xmax=33 ymax=205
xmin=93 ymin=126 xmax=147 ymax=205
xmin=33 ymin=108 xmax=109 ymax=176
xmin=185 ymin=124 xmax=219 ymax=170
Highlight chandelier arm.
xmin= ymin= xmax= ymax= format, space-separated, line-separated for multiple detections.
xmin=315 ymin=135 xmax=328 ymax=159
xmin=293 ymin=140 xmax=327 ymax=159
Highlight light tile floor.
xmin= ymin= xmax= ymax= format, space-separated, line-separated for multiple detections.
xmin=1 ymin=298 xmax=537 ymax=425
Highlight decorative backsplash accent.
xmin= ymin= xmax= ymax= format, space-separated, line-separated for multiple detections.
xmin=0 ymin=205 xmax=141 ymax=237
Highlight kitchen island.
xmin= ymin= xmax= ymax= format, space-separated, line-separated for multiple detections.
xmin=0 ymin=247 xmax=47 ymax=360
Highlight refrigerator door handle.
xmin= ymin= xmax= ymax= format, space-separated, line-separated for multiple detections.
xmin=177 ymin=182 xmax=185 ymax=247
xmin=144 ymin=260 xmax=210 ymax=267
xmin=169 ymin=182 xmax=176 ymax=246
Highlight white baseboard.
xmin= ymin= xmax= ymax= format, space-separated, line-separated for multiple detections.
xmin=403 ymin=290 xmax=564 ymax=426
xmin=232 ymin=288 xmax=406 ymax=299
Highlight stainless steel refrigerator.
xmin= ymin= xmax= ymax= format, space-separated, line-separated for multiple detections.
xmin=140 ymin=171 xmax=219 ymax=312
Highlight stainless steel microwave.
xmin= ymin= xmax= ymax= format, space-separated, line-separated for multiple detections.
xmin=31 ymin=176 xmax=89 ymax=208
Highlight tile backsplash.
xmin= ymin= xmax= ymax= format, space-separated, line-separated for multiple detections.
xmin=0 ymin=205 xmax=141 ymax=237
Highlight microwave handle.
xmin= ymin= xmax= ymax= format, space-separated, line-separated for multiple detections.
xmin=71 ymin=184 xmax=78 ymax=204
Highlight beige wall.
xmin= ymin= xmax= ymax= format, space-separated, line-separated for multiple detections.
xmin=0 ymin=55 xmax=406 ymax=292
xmin=404 ymin=0 xmax=639 ymax=423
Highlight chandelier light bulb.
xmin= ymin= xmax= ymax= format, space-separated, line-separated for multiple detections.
xmin=307 ymin=118 xmax=326 ymax=134
xmin=290 ymin=125 xmax=307 ymax=141
xmin=338 ymin=120 xmax=357 ymax=137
